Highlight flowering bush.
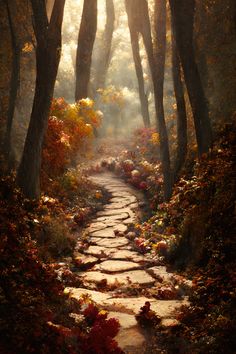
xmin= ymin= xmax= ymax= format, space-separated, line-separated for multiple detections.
xmin=42 ymin=97 xmax=102 ymax=180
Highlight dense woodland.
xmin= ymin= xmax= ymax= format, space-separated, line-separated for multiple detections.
xmin=0 ymin=0 xmax=235 ymax=353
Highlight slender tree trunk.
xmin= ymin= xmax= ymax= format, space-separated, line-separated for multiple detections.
xmin=171 ymin=21 xmax=187 ymax=180
xmin=17 ymin=0 xmax=65 ymax=199
xmin=152 ymin=0 xmax=172 ymax=199
xmin=95 ymin=0 xmax=115 ymax=91
xmin=75 ymin=0 xmax=97 ymax=101
xmin=125 ymin=2 xmax=150 ymax=127
xmin=169 ymin=0 xmax=212 ymax=156
xmin=126 ymin=0 xmax=172 ymax=199
xmin=4 ymin=1 xmax=20 ymax=171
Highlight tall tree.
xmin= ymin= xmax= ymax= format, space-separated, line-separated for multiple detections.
xmin=95 ymin=0 xmax=115 ymax=91
xmin=17 ymin=0 xmax=65 ymax=198
xmin=75 ymin=0 xmax=97 ymax=101
xmin=126 ymin=0 xmax=172 ymax=199
xmin=125 ymin=1 xmax=150 ymax=127
xmin=171 ymin=19 xmax=187 ymax=180
xmin=152 ymin=0 xmax=172 ymax=199
xmin=169 ymin=0 xmax=212 ymax=155
xmin=4 ymin=0 xmax=20 ymax=171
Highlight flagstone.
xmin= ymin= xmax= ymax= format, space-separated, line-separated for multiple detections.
xmin=109 ymin=250 xmax=145 ymax=262
xmin=95 ymin=237 xmax=129 ymax=248
xmin=84 ymin=245 xmax=116 ymax=257
xmin=78 ymin=270 xmax=155 ymax=286
xmin=90 ymin=227 xmax=115 ymax=238
xmin=97 ymin=208 xmax=131 ymax=217
xmin=96 ymin=260 xmax=141 ymax=273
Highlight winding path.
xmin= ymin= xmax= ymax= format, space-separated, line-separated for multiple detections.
xmin=67 ymin=173 xmax=189 ymax=353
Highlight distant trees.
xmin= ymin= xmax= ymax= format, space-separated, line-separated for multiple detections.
xmin=94 ymin=0 xmax=115 ymax=92
xmin=125 ymin=0 xmax=150 ymax=128
xmin=169 ymin=0 xmax=212 ymax=156
xmin=75 ymin=0 xmax=97 ymax=101
xmin=17 ymin=0 xmax=65 ymax=198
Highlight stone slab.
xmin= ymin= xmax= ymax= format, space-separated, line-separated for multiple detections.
xmin=84 ymin=245 xmax=117 ymax=258
xmin=74 ymin=254 xmax=98 ymax=269
xmin=87 ymin=222 xmax=107 ymax=232
xmin=96 ymin=214 xmax=129 ymax=222
xmin=97 ymin=208 xmax=131 ymax=217
xmin=123 ymin=217 xmax=136 ymax=225
xmin=78 ymin=270 xmax=155 ymax=286
xmin=113 ymin=224 xmax=128 ymax=233
xmin=96 ymin=260 xmax=141 ymax=273
xmin=110 ymin=250 xmax=145 ymax=263
xmin=110 ymin=196 xmax=137 ymax=204
xmin=65 ymin=287 xmax=111 ymax=303
xmin=95 ymin=237 xmax=129 ymax=248
xmin=105 ymin=202 xmax=130 ymax=209
xmin=107 ymin=311 xmax=138 ymax=329
xmin=103 ymin=297 xmax=189 ymax=318
xmin=115 ymin=327 xmax=146 ymax=353
xmin=147 ymin=266 xmax=173 ymax=282
xmin=90 ymin=227 xmax=115 ymax=238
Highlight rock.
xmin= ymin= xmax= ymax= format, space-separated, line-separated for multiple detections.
xmin=95 ymin=237 xmax=129 ymax=248
xmin=78 ymin=270 xmax=155 ymax=287
xmin=74 ymin=254 xmax=98 ymax=269
xmin=129 ymin=202 xmax=139 ymax=210
xmin=103 ymin=297 xmax=189 ymax=318
xmin=65 ymin=287 xmax=111 ymax=303
xmin=123 ymin=217 xmax=136 ymax=225
xmin=108 ymin=311 xmax=138 ymax=329
xmin=110 ymin=250 xmax=145 ymax=263
xmin=87 ymin=222 xmax=107 ymax=232
xmin=147 ymin=266 xmax=173 ymax=282
xmin=113 ymin=224 xmax=128 ymax=233
xmin=96 ymin=260 xmax=141 ymax=273
xmin=84 ymin=245 xmax=116 ymax=258
xmin=97 ymin=208 xmax=131 ymax=217
xmin=90 ymin=227 xmax=115 ymax=238
xmin=161 ymin=318 xmax=180 ymax=327
xmin=105 ymin=202 xmax=130 ymax=209
xmin=115 ymin=327 xmax=146 ymax=353
xmin=96 ymin=214 xmax=130 ymax=222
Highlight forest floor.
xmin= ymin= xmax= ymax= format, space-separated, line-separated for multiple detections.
xmin=63 ymin=170 xmax=192 ymax=353
xmin=1 ymin=127 xmax=235 ymax=354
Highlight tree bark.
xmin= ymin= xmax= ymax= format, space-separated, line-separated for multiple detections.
xmin=95 ymin=0 xmax=115 ymax=91
xmin=75 ymin=0 xmax=97 ymax=101
xmin=17 ymin=0 xmax=65 ymax=199
xmin=4 ymin=0 xmax=20 ymax=171
xmin=126 ymin=0 xmax=172 ymax=200
xmin=169 ymin=0 xmax=212 ymax=156
xmin=171 ymin=20 xmax=187 ymax=180
xmin=125 ymin=1 xmax=150 ymax=127
xmin=152 ymin=0 xmax=172 ymax=199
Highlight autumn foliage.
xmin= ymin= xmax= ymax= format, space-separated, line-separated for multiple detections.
xmin=0 ymin=176 xmax=123 ymax=354
xmin=42 ymin=97 xmax=102 ymax=179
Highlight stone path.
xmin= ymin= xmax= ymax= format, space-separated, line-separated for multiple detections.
xmin=67 ymin=173 xmax=190 ymax=353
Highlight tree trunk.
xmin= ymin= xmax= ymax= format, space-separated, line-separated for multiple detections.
xmin=75 ymin=0 xmax=97 ymax=101
xmin=152 ymin=0 xmax=172 ymax=200
xmin=171 ymin=20 xmax=187 ymax=180
xmin=4 ymin=0 xmax=20 ymax=171
xmin=126 ymin=0 xmax=172 ymax=199
xmin=125 ymin=1 xmax=150 ymax=127
xmin=169 ymin=0 xmax=212 ymax=156
xmin=17 ymin=0 xmax=65 ymax=199
xmin=95 ymin=0 xmax=115 ymax=91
